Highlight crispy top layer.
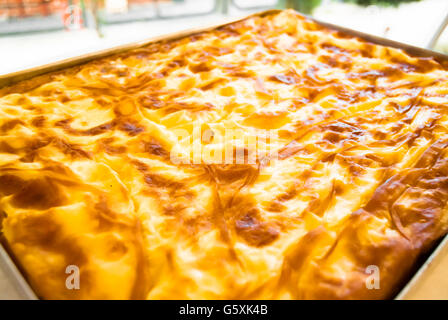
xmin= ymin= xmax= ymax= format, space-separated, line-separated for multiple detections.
xmin=1 ymin=10 xmax=448 ymax=299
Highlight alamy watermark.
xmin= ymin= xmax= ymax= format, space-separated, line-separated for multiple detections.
xmin=169 ymin=127 xmax=279 ymax=165
xmin=365 ymin=265 xmax=380 ymax=290
xmin=65 ymin=265 xmax=80 ymax=290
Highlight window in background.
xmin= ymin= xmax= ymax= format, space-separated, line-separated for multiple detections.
xmin=0 ymin=0 xmax=71 ymax=33
xmin=100 ymin=0 xmax=157 ymax=24
xmin=99 ymin=0 xmax=219 ymax=24
xmin=156 ymin=0 xmax=217 ymax=17
xmin=231 ymin=0 xmax=281 ymax=10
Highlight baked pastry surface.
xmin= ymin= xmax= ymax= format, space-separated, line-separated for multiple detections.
xmin=1 ymin=10 xmax=448 ymax=299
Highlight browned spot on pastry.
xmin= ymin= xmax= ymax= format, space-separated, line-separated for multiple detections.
xmin=55 ymin=118 xmax=116 ymax=136
xmin=189 ymin=62 xmax=212 ymax=73
xmin=138 ymin=95 xmax=165 ymax=109
xmin=31 ymin=116 xmax=46 ymax=127
xmin=119 ymin=121 xmax=145 ymax=136
xmin=200 ymin=78 xmax=226 ymax=91
xmin=0 ymin=175 xmax=25 ymax=195
xmin=144 ymin=139 xmax=169 ymax=158
xmin=207 ymin=164 xmax=259 ymax=185
xmin=269 ymin=74 xmax=296 ymax=85
xmin=53 ymin=138 xmax=92 ymax=159
xmin=235 ymin=210 xmax=279 ymax=247
xmin=10 ymin=177 xmax=66 ymax=210
xmin=1 ymin=119 xmax=24 ymax=132
xmin=144 ymin=173 xmax=184 ymax=190
xmin=97 ymin=137 xmax=117 ymax=153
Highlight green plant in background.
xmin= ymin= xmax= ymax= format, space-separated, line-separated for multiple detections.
xmin=344 ymin=0 xmax=422 ymax=7
xmin=285 ymin=0 xmax=322 ymax=14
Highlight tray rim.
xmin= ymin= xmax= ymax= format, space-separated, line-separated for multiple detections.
xmin=3 ymin=9 xmax=448 ymax=88
xmin=0 ymin=243 xmax=37 ymax=300
xmin=395 ymin=234 xmax=448 ymax=300
xmin=1 ymin=8 xmax=448 ymax=300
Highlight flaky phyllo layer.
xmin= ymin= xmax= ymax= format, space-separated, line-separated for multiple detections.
xmin=1 ymin=10 xmax=448 ymax=299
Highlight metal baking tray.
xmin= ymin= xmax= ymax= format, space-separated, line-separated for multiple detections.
xmin=0 ymin=9 xmax=448 ymax=300
xmin=396 ymin=235 xmax=448 ymax=300
xmin=0 ymin=244 xmax=37 ymax=299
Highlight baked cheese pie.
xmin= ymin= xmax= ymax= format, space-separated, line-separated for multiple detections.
xmin=1 ymin=10 xmax=448 ymax=299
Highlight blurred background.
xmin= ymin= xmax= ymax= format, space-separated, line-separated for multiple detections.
xmin=1 ymin=0 xmax=448 ymax=75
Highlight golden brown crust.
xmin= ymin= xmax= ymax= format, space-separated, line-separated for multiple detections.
xmin=1 ymin=9 xmax=448 ymax=299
